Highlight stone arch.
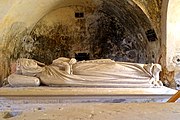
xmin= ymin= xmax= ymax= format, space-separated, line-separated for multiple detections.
xmin=160 ymin=0 xmax=180 ymax=87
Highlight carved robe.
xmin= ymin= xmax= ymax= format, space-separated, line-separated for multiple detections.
xmin=7 ymin=58 xmax=163 ymax=87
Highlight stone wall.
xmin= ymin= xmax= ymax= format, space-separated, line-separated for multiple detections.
xmin=19 ymin=0 xmax=155 ymax=65
xmin=133 ymin=0 xmax=162 ymax=65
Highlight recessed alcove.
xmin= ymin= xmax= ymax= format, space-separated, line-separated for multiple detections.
xmin=14 ymin=0 xmax=158 ymax=65
xmin=2 ymin=1 xmax=180 ymax=119
xmin=0 ymin=0 xmax=175 ymax=99
xmin=0 ymin=0 xmax=162 ymax=85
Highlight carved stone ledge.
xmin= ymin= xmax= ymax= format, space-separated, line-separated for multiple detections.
xmin=0 ymin=87 xmax=177 ymax=96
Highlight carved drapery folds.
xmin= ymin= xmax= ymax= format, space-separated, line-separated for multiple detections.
xmin=5 ymin=57 xmax=163 ymax=88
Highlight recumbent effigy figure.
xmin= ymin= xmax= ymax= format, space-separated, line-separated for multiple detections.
xmin=5 ymin=57 xmax=163 ymax=88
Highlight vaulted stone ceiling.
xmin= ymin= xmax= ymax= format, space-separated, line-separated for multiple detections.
xmin=0 ymin=0 xmax=163 ymax=84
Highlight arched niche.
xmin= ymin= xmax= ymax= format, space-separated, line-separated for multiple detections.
xmin=24 ymin=0 xmax=157 ymax=65
xmin=0 ymin=0 xmax=158 ymax=85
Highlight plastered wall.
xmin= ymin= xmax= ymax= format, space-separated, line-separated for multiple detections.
xmin=164 ymin=0 xmax=180 ymax=88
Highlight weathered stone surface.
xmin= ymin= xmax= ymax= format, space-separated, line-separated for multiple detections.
xmin=1 ymin=103 xmax=180 ymax=120
xmin=27 ymin=0 xmax=156 ymax=65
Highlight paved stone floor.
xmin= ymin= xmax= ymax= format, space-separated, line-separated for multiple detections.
xmin=1 ymin=103 xmax=180 ymax=120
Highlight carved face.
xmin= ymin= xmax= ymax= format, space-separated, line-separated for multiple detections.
xmin=15 ymin=58 xmax=44 ymax=76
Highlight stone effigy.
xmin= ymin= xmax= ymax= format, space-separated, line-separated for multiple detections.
xmin=5 ymin=57 xmax=163 ymax=87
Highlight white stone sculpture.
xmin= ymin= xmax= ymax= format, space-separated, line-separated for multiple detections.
xmin=6 ymin=57 xmax=163 ymax=87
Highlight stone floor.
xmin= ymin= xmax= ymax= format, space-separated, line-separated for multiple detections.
xmin=1 ymin=103 xmax=180 ymax=120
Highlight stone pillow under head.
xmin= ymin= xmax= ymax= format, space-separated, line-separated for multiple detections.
xmin=16 ymin=58 xmax=45 ymax=76
xmin=7 ymin=74 xmax=40 ymax=87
